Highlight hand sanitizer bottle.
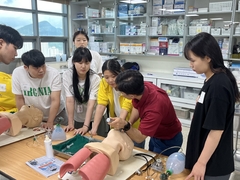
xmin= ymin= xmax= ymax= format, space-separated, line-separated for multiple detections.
xmin=44 ymin=135 xmax=54 ymax=158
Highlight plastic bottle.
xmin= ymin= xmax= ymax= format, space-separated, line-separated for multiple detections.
xmin=51 ymin=124 xmax=67 ymax=141
xmin=44 ymin=135 xmax=54 ymax=158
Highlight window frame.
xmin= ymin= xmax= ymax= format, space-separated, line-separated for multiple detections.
xmin=0 ymin=0 xmax=69 ymax=62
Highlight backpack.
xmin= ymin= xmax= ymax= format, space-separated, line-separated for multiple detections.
xmin=122 ymin=62 xmax=140 ymax=71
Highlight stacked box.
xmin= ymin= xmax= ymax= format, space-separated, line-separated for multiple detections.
xmin=118 ymin=3 xmax=128 ymax=17
xmin=157 ymin=25 xmax=168 ymax=35
xmin=209 ymin=1 xmax=232 ymax=12
xmin=87 ymin=8 xmax=99 ymax=18
xmin=221 ymin=38 xmax=230 ymax=59
xmin=174 ymin=4 xmax=185 ymax=14
xmin=152 ymin=17 xmax=159 ymax=27
xmin=163 ymin=4 xmax=174 ymax=15
xmin=89 ymin=36 xmax=103 ymax=42
xmin=120 ymin=43 xmax=130 ymax=54
xmin=165 ymin=0 xmax=175 ymax=4
xmin=211 ymin=28 xmax=221 ymax=35
xmin=152 ymin=5 xmax=163 ymax=15
xmin=150 ymin=38 xmax=159 ymax=55
xmin=130 ymin=43 xmax=144 ymax=54
xmin=89 ymin=42 xmax=100 ymax=52
xmin=152 ymin=0 xmax=164 ymax=15
xmin=153 ymin=0 xmax=164 ymax=5
xmin=158 ymin=37 xmax=168 ymax=55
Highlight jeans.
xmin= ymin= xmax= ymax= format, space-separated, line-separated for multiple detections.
xmin=149 ymin=132 xmax=183 ymax=156
xmin=134 ymin=140 xmax=145 ymax=149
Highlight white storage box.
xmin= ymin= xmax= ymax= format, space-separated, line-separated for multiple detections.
xmin=209 ymin=1 xmax=232 ymax=12
xmin=152 ymin=5 xmax=163 ymax=15
xmin=211 ymin=28 xmax=221 ymax=35
xmin=201 ymin=26 xmax=211 ymax=33
xmin=174 ymin=107 xmax=190 ymax=119
xmin=222 ymin=27 xmax=231 ymax=35
xmin=153 ymin=0 xmax=164 ymax=6
xmin=198 ymin=8 xmax=208 ymax=12
xmin=189 ymin=26 xmax=197 ymax=35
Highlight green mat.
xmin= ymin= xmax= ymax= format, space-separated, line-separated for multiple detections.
xmin=52 ymin=135 xmax=100 ymax=158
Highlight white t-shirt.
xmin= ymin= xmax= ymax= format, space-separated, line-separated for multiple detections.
xmin=62 ymin=68 xmax=100 ymax=122
xmin=67 ymin=50 xmax=103 ymax=75
xmin=12 ymin=65 xmax=65 ymax=121
xmin=113 ymin=88 xmax=121 ymax=117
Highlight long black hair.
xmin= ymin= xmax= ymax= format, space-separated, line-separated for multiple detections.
xmin=72 ymin=47 xmax=92 ymax=103
xmin=184 ymin=32 xmax=240 ymax=102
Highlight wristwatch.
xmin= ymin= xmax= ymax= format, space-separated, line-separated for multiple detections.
xmin=122 ymin=121 xmax=131 ymax=132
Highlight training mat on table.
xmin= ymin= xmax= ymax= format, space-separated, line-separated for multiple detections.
xmin=0 ymin=127 xmax=45 ymax=147
xmin=53 ymin=134 xmax=101 ymax=158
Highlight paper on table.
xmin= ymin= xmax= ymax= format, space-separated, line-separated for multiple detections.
xmin=26 ymin=156 xmax=64 ymax=177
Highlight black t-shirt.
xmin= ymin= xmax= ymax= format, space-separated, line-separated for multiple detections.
xmin=185 ymin=72 xmax=235 ymax=176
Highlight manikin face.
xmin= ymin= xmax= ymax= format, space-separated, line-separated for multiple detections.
xmin=74 ymin=60 xmax=91 ymax=77
xmin=0 ymin=39 xmax=18 ymax=64
xmin=74 ymin=34 xmax=88 ymax=48
xmin=24 ymin=64 xmax=46 ymax=79
xmin=103 ymin=70 xmax=117 ymax=88
xmin=188 ymin=50 xmax=211 ymax=75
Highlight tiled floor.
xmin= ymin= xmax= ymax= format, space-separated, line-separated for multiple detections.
xmin=144 ymin=125 xmax=240 ymax=179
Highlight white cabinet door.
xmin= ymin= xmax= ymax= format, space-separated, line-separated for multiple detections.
xmin=144 ymin=77 xmax=157 ymax=85
xmin=157 ymin=77 xmax=203 ymax=109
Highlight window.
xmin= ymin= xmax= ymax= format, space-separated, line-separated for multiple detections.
xmin=41 ymin=42 xmax=64 ymax=57
xmin=0 ymin=10 xmax=33 ymax=36
xmin=17 ymin=42 xmax=34 ymax=58
xmin=37 ymin=0 xmax=63 ymax=13
xmin=0 ymin=0 xmax=32 ymax=9
xmin=38 ymin=14 xmax=64 ymax=36
xmin=0 ymin=0 xmax=69 ymax=60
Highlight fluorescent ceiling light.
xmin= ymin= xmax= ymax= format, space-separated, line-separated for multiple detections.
xmin=186 ymin=14 xmax=199 ymax=16
xmin=210 ymin=18 xmax=223 ymax=20
xmin=120 ymin=0 xmax=147 ymax=3
xmin=200 ymin=18 xmax=208 ymax=21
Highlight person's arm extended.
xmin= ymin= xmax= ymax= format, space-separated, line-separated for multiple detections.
xmin=75 ymin=99 xmax=96 ymax=135
xmin=65 ymin=96 xmax=75 ymax=132
xmin=125 ymin=125 xmax=147 ymax=143
xmin=45 ymin=91 xmax=61 ymax=129
xmin=119 ymin=109 xmax=128 ymax=120
xmin=127 ymin=107 xmax=139 ymax=125
xmin=185 ymin=130 xmax=223 ymax=180
xmin=91 ymin=104 xmax=106 ymax=135
xmin=15 ymin=94 xmax=25 ymax=110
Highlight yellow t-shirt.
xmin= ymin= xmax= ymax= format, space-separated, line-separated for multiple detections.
xmin=97 ymin=78 xmax=140 ymax=128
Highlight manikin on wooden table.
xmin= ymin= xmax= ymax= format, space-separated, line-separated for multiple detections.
xmin=0 ymin=129 xmax=191 ymax=180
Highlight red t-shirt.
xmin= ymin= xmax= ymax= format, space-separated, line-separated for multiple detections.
xmin=132 ymin=82 xmax=181 ymax=139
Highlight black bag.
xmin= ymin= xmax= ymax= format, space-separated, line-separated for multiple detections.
xmin=122 ymin=62 xmax=140 ymax=71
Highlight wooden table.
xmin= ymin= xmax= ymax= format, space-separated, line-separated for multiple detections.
xmin=0 ymin=131 xmax=191 ymax=180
